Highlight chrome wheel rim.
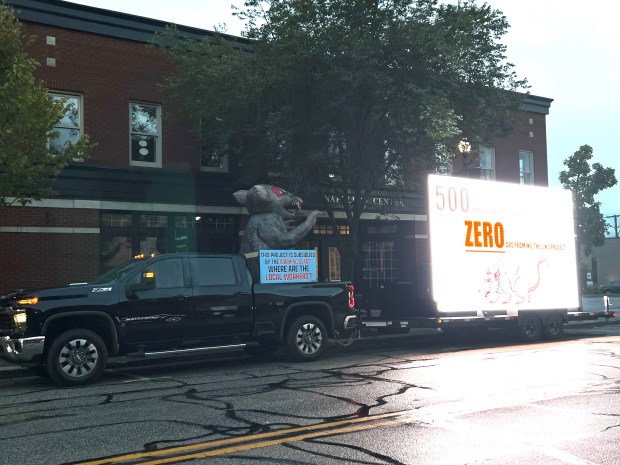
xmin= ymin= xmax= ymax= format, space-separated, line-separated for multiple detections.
xmin=58 ymin=338 xmax=99 ymax=378
xmin=295 ymin=322 xmax=323 ymax=355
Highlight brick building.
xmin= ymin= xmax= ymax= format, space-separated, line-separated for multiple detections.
xmin=1 ymin=0 xmax=553 ymax=308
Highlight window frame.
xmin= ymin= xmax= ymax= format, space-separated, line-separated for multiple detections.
xmin=50 ymin=92 xmax=83 ymax=155
xmin=478 ymin=146 xmax=496 ymax=180
xmin=519 ymin=150 xmax=534 ymax=185
xmin=129 ymin=102 xmax=162 ymax=168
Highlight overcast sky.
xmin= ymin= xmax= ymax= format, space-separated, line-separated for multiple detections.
xmin=66 ymin=0 xmax=620 ymax=218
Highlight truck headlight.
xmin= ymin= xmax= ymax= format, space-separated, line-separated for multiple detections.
xmin=13 ymin=312 xmax=27 ymax=331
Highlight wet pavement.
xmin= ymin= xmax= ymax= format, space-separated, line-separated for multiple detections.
xmin=2 ymin=299 xmax=618 ymax=374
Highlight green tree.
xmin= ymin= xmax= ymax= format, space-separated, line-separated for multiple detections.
xmin=559 ymin=144 xmax=617 ymax=255
xmin=0 ymin=4 xmax=90 ymax=207
xmin=159 ymin=0 xmax=527 ymax=279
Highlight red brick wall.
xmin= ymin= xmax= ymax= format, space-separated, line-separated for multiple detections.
xmin=451 ymin=111 xmax=549 ymax=186
xmin=0 ymin=232 xmax=100 ymax=294
xmin=0 ymin=206 xmax=100 ymax=294
xmin=493 ymin=112 xmax=549 ymax=185
xmin=0 ymin=206 xmax=98 ymax=228
xmin=22 ymin=22 xmax=199 ymax=171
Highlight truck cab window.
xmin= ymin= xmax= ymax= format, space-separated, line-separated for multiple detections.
xmin=131 ymin=258 xmax=184 ymax=288
xmin=196 ymin=258 xmax=237 ymax=286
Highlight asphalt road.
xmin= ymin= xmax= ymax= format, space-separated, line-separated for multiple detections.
xmin=2 ymin=321 xmax=620 ymax=465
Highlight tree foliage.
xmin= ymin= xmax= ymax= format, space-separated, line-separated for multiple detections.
xmin=559 ymin=144 xmax=617 ymax=255
xmin=158 ymin=0 xmax=528 ymax=278
xmin=0 ymin=4 xmax=90 ymax=207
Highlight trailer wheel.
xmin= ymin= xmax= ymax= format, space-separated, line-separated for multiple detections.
xmin=286 ymin=315 xmax=327 ymax=362
xmin=518 ymin=314 xmax=542 ymax=342
xmin=46 ymin=329 xmax=108 ymax=387
xmin=542 ymin=313 xmax=564 ymax=340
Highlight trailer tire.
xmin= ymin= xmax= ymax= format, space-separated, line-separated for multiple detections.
xmin=46 ymin=329 xmax=108 ymax=387
xmin=286 ymin=315 xmax=327 ymax=362
xmin=518 ymin=314 xmax=542 ymax=342
xmin=542 ymin=313 xmax=564 ymax=340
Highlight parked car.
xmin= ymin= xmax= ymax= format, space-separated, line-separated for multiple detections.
xmin=599 ymin=281 xmax=620 ymax=294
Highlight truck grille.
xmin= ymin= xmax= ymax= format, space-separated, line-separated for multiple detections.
xmin=0 ymin=311 xmax=15 ymax=335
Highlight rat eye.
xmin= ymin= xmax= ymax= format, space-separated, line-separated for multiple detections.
xmin=271 ymin=187 xmax=285 ymax=197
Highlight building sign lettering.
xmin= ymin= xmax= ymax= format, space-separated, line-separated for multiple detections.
xmin=323 ymin=194 xmax=405 ymax=208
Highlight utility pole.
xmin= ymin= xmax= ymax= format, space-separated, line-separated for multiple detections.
xmin=605 ymin=214 xmax=620 ymax=238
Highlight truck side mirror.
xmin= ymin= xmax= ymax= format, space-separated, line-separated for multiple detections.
xmin=125 ymin=271 xmax=156 ymax=298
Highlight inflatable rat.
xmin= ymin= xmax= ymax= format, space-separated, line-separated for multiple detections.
xmin=233 ymin=184 xmax=320 ymax=255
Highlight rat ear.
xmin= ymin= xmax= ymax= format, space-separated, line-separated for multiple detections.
xmin=233 ymin=190 xmax=248 ymax=206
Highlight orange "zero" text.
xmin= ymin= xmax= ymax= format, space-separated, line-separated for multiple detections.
xmin=464 ymin=220 xmax=505 ymax=248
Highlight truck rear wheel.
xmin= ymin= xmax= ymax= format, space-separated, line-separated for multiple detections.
xmin=542 ymin=313 xmax=564 ymax=340
xmin=518 ymin=314 xmax=542 ymax=342
xmin=286 ymin=315 xmax=327 ymax=362
xmin=46 ymin=329 xmax=108 ymax=387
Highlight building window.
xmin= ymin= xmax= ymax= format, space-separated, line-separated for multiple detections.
xmin=174 ymin=215 xmax=198 ymax=253
xmin=50 ymin=93 xmax=82 ymax=154
xmin=140 ymin=215 xmax=168 ymax=228
xmin=130 ymin=102 xmax=161 ymax=167
xmin=519 ymin=150 xmax=534 ymax=185
xmin=362 ymin=240 xmax=399 ymax=288
xmin=100 ymin=212 xmax=238 ymax=273
xmin=313 ymin=224 xmax=350 ymax=235
xmin=205 ymin=216 xmax=234 ymax=232
xmin=478 ymin=146 xmax=495 ymax=180
xmin=328 ymin=246 xmax=342 ymax=281
xmin=101 ymin=213 xmax=132 ymax=227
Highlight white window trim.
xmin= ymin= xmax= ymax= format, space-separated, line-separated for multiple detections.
xmin=129 ymin=102 xmax=162 ymax=168
xmin=478 ymin=146 xmax=496 ymax=180
xmin=519 ymin=150 xmax=534 ymax=185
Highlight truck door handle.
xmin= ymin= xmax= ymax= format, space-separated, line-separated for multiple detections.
xmin=209 ymin=306 xmax=238 ymax=311
xmin=175 ymin=294 xmax=189 ymax=299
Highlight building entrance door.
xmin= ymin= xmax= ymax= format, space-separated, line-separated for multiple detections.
xmin=305 ymin=238 xmax=343 ymax=283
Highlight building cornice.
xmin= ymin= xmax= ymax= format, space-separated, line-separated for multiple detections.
xmin=7 ymin=0 xmax=249 ymax=44
xmin=521 ymin=94 xmax=554 ymax=115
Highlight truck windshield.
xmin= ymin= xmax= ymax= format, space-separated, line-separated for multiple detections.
xmin=91 ymin=259 xmax=144 ymax=285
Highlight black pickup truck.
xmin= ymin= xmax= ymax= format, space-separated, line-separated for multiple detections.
xmin=0 ymin=253 xmax=357 ymax=386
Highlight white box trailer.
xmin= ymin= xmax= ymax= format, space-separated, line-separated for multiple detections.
xmin=357 ymin=174 xmax=614 ymax=341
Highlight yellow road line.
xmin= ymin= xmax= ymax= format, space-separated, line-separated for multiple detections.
xmin=72 ymin=411 xmax=406 ymax=465
xmin=137 ymin=418 xmax=405 ymax=465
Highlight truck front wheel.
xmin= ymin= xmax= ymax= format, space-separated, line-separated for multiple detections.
xmin=286 ymin=315 xmax=328 ymax=362
xmin=46 ymin=329 xmax=108 ymax=387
